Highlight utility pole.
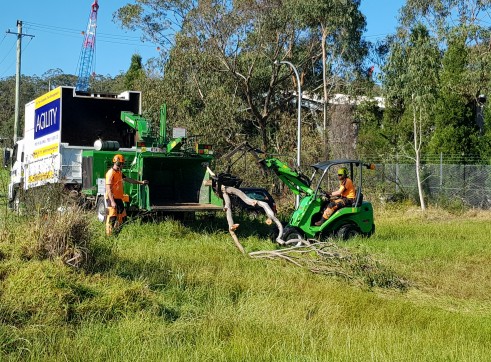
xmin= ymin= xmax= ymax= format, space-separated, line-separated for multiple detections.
xmin=6 ymin=20 xmax=35 ymax=144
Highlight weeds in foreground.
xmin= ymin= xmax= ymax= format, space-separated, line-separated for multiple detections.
xmin=21 ymin=207 xmax=92 ymax=268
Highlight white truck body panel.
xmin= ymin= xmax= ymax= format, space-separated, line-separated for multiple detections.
xmin=8 ymin=86 xmax=141 ymax=203
xmin=23 ymin=88 xmax=62 ymax=189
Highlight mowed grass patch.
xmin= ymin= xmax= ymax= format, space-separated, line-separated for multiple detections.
xmin=1 ymin=207 xmax=491 ymax=360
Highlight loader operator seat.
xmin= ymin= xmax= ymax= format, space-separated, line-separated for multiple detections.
xmin=353 ymin=190 xmax=363 ymax=207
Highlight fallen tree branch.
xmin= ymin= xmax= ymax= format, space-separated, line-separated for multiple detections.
xmin=220 ymin=185 xmax=284 ymax=252
xmin=216 ymin=179 xmax=408 ymax=290
xmin=250 ymin=242 xmax=409 ymax=289
xmin=221 ymin=190 xmax=246 ymax=254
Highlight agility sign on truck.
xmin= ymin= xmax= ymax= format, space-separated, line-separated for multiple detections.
xmin=25 ymin=87 xmax=62 ymax=188
xmin=8 ymin=86 xmax=141 ymax=208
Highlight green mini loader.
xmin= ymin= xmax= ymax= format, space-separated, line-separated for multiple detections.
xmin=218 ymin=142 xmax=376 ymax=242
xmin=272 ymin=159 xmax=376 ymax=242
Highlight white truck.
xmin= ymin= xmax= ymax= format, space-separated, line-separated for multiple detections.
xmin=8 ymin=86 xmax=141 ymax=209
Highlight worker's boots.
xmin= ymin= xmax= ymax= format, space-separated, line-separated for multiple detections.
xmin=105 ymin=223 xmax=113 ymax=236
xmin=315 ymin=208 xmax=334 ymax=226
xmin=106 ymin=216 xmax=118 ymax=236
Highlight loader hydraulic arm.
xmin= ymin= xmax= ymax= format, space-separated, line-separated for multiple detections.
xmin=220 ymin=142 xmax=313 ymax=195
xmin=259 ymin=158 xmax=314 ymax=196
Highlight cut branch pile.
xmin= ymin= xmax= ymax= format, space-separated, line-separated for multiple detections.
xmin=220 ymin=185 xmax=408 ymax=290
xmin=251 ymin=242 xmax=409 ymax=289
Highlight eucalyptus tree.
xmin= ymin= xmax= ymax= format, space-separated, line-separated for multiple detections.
xmin=115 ymin=0 xmax=297 ymax=151
xmin=289 ymin=0 xmax=367 ymax=154
xmin=383 ymin=25 xmax=440 ymax=210
xmin=400 ymin=0 xmax=491 ymax=159
xmin=115 ymin=0 xmax=369 ymax=156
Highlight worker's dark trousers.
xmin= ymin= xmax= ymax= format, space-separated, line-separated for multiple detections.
xmin=106 ymin=199 xmax=127 ymax=236
xmin=322 ymin=197 xmax=353 ymax=219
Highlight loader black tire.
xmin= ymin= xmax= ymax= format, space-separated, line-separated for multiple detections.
xmin=366 ymin=224 xmax=376 ymax=237
xmin=282 ymin=226 xmax=306 ymax=245
xmin=336 ymin=224 xmax=360 ymax=241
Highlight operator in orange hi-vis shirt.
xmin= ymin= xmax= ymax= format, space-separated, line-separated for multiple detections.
xmin=105 ymin=154 xmax=149 ymax=236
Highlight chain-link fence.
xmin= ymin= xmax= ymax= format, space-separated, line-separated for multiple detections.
xmin=366 ymin=162 xmax=491 ymax=209
xmin=217 ymin=150 xmax=491 ymax=209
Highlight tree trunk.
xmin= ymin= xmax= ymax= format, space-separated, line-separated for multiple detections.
xmin=321 ymin=26 xmax=329 ymax=159
xmin=412 ymin=95 xmax=426 ymax=211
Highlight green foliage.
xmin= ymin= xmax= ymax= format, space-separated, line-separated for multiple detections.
xmin=427 ymin=35 xmax=482 ymax=159
xmin=355 ymin=100 xmax=390 ymax=157
xmin=114 ymin=0 xmax=370 ymax=156
xmin=124 ymin=54 xmax=146 ymax=90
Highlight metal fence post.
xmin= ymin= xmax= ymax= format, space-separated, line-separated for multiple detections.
xmin=395 ymin=153 xmax=399 ymax=193
xmin=440 ymin=152 xmax=443 ymax=190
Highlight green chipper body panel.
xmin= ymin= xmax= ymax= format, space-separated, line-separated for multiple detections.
xmin=81 ymin=150 xmax=222 ymax=212
xmin=81 ymin=104 xmax=223 ymax=214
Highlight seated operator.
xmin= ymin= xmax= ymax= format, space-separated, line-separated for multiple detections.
xmin=314 ymin=167 xmax=356 ymax=226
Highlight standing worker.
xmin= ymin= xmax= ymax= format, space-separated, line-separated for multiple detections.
xmin=105 ymin=154 xmax=149 ymax=236
xmin=315 ymin=167 xmax=356 ymax=226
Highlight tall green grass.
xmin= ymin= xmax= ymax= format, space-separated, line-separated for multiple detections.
xmin=1 ymin=199 xmax=491 ymax=361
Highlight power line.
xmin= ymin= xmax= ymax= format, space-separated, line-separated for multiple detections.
xmin=0 ymin=37 xmax=16 ymax=68
xmin=23 ymin=21 xmax=155 ymax=45
xmin=0 ymin=37 xmax=35 ymax=78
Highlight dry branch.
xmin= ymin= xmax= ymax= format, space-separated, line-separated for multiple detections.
xmin=218 ymin=183 xmax=407 ymax=290
xmin=221 ymin=185 xmax=284 ymax=245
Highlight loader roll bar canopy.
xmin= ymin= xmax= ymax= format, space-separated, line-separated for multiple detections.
xmin=311 ymin=159 xmax=374 ymax=171
xmin=310 ymin=159 xmax=375 ymax=208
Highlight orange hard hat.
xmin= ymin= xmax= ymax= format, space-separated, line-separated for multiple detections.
xmin=112 ymin=154 xmax=125 ymax=164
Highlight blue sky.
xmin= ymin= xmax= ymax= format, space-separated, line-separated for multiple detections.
xmin=0 ymin=1 xmax=405 ymax=79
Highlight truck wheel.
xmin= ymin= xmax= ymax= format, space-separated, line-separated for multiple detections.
xmin=96 ymin=198 xmax=106 ymax=223
xmin=282 ymin=226 xmax=306 ymax=246
xmin=337 ymin=224 xmax=360 ymax=241
xmin=8 ymin=189 xmax=17 ymax=210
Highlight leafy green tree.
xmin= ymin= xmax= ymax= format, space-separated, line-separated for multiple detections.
xmin=115 ymin=0 xmax=370 ymax=159
xmin=399 ymin=1 xmax=491 ymax=161
xmin=354 ymin=100 xmax=388 ymax=159
xmin=383 ymin=24 xmax=440 ymax=209
xmin=427 ymin=35 xmax=480 ymax=159
xmin=124 ymin=54 xmax=146 ymax=90
xmin=289 ymin=0 xmax=367 ymax=157
xmin=116 ymin=0 xmax=298 ymax=152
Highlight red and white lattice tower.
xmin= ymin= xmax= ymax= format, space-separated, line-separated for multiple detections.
xmin=75 ymin=0 xmax=99 ymax=92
